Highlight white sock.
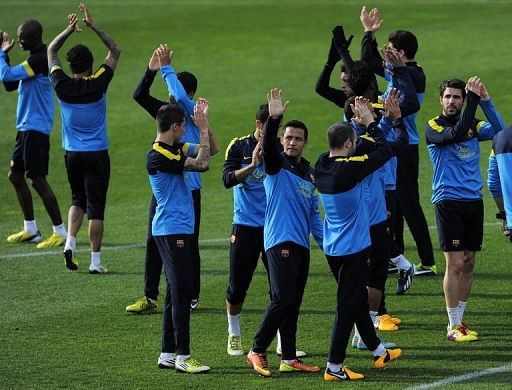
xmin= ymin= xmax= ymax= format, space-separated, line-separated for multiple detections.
xmin=91 ymin=252 xmax=101 ymax=267
xmin=276 ymin=329 xmax=282 ymax=350
xmin=353 ymin=325 xmax=361 ymax=339
xmin=227 ymin=312 xmax=241 ymax=336
xmin=370 ymin=311 xmax=379 ymax=328
xmin=159 ymin=352 xmax=175 ymax=360
xmin=283 ymin=359 xmax=295 ymax=364
xmin=373 ymin=343 xmax=386 ymax=357
xmin=64 ymin=235 xmax=76 ymax=252
xmin=24 ymin=220 xmax=38 ymax=234
xmin=176 ymin=354 xmax=190 ymax=363
xmin=390 ymin=254 xmax=411 ymax=271
xmin=327 ymin=362 xmax=341 ymax=372
xmin=53 ymin=224 xmax=67 ymax=237
xmin=458 ymin=301 xmax=467 ymax=322
xmin=447 ymin=306 xmax=460 ymax=330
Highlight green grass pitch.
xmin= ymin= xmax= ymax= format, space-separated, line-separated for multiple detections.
xmin=1 ymin=0 xmax=511 ymax=388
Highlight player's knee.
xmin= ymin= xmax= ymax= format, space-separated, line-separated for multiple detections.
xmin=8 ymin=170 xmax=24 ymax=187
xmin=226 ymin=288 xmax=246 ymax=305
xmin=30 ymin=176 xmax=49 ymax=193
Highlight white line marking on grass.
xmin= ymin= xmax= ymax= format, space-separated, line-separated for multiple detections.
xmin=406 ymin=363 xmax=512 ymax=390
xmin=0 ymin=221 xmax=501 ymax=260
xmin=0 ymin=237 xmax=228 ymax=260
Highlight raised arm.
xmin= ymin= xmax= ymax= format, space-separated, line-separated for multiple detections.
xmin=47 ymin=13 xmax=78 ymax=68
xmin=263 ymin=88 xmax=289 ymax=175
xmin=477 ymin=82 xmax=505 ymax=140
xmin=315 ymin=37 xmax=348 ymax=108
xmin=426 ymin=77 xmax=482 ymax=144
xmin=184 ymin=99 xmax=210 ymax=172
xmin=360 ymin=6 xmax=385 ymax=77
xmin=79 ymin=3 xmax=120 ymax=71
xmin=133 ymin=50 xmax=167 ymax=118
xmin=157 ymin=44 xmax=195 ymax=115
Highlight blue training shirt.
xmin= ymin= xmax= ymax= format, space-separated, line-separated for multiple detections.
xmin=262 ymin=117 xmax=323 ymax=251
xmin=147 ymin=141 xmax=197 ymax=236
xmin=0 ymin=45 xmax=53 ymax=135
xmin=160 ymin=65 xmax=202 ymax=191
xmin=50 ymin=63 xmax=114 ymax=151
xmin=488 ymin=126 xmax=512 ymax=230
xmin=426 ymin=92 xmax=505 ymax=204
xmin=222 ymin=133 xmax=266 ymax=227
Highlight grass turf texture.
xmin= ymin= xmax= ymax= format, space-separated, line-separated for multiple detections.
xmin=1 ymin=0 xmax=511 ymax=388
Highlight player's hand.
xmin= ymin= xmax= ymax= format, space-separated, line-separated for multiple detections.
xmin=382 ymin=88 xmax=402 ymax=120
xmin=251 ymin=139 xmax=263 ymax=167
xmin=192 ymin=98 xmax=209 ymax=131
xmin=156 ymin=44 xmax=172 ymax=67
xmin=360 ymin=6 xmax=383 ymax=33
xmin=332 ymin=25 xmax=353 ymax=51
xmin=383 ymin=47 xmax=405 ymax=69
xmin=327 ymin=38 xmax=339 ymax=66
xmin=67 ymin=13 xmax=81 ymax=32
xmin=351 ymin=96 xmax=375 ymax=127
xmin=479 ymin=82 xmax=490 ymax=101
xmin=79 ymin=3 xmax=93 ymax=27
xmin=148 ymin=49 xmax=159 ymax=71
xmin=1 ymin=31 xmax=15 ymax=53
xmin=466 ymin=76 xmax=482 ymax=96
xmin=267 ymin=88 xmax=289 ymax=119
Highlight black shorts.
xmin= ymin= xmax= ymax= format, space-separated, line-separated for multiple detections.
xmin=65 ymin=150 xmax=110 ymax=220
xmin=225 ymin=224 xmax=268 ymax=305
xmin=435 ymin=199 xmax=483 ymax=252
xmin=11 ymin=130 xmax=50 ymax=178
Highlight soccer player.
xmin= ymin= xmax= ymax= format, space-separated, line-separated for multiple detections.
xmin=360 ymin=6 xmax=436 ymax=276
xmin=148 ymin=98 xmax=211 ymax=374
xmin=425 ymin=77 xmax=504 ymax=341
xmin=222 ymin=104 xmax=268 ymax=356
xmin=315 ymin=97 xmax=400 ymax=381
xmin=487 ymin=128 xmax=512 ymax=241
xmin=158 ymin=44 xmax=209 ymax=310
xmin=1 ymin=22 xmax=67 ymax=248
xmin=47 ymin=3 xmax=120 ymax=273
xmin=126 ymin=48 xmax=218 ymax=314
xmin=246 ymin=89 xmax=323 ymax=377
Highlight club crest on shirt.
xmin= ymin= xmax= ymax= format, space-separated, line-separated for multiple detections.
xmin=466 ymin=129 xmax=474 ymax=139
xmin=230 ymin=234 xmax=236 ymax=243
xmin=298 ymin=181 xmax=313 ymax=199
xmin=452 ymin=239 xmax=460 ymax=248
xmin=246 ymin=167 xmax=266 ymax=184
xmin=176 ymin=239 xmax=185 ymax=248
xmin=456 ymin=145 xmax=476 ymax=160
xmin=281 ymin=249 xmax=290 ymax=258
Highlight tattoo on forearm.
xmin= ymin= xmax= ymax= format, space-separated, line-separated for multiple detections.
xmin=48 ymin=27 xmax=73 ymax=64
xmin=90 ymin=24 xmax=120 ymax=59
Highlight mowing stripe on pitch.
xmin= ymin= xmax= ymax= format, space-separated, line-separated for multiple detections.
xmin=0 ymin=237 xmax=228 ymax=260
xmin=406 ymin=363 xmax=512 ymax=390
xmin=0 ymin=221 xmax=501 ymax=260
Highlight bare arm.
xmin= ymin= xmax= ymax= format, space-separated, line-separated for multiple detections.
xmin=195 ymin=98 xmax=219 ymax=156
xmin=47 ymin=13 xmax=78 ymax=67
xmin=79 ymin=3 xmax=120 ymax=70
xmin=184 ymin=99 xmax=210 ymax=172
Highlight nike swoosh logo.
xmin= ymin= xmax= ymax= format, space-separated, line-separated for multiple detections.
xmin=243 ymin=156 xmax=251 ymax=160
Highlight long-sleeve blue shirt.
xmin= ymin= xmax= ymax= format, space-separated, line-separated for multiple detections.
xmin=262 ymin=117 xmax=323 ymax=251
xmin=0 ymin=45 xmax=53 ymax=135
xmin=315 ymin=122 xmax=392 ymax=256
xmin=161 ymin=65 xmax=201 ymax=191
xmin=426 ymin=92 xmax=505 ymax=204
xmin=488 ymin=126 xmax=512 ymax=230
xmin=222 ymin=133 xmax=266 ymax=227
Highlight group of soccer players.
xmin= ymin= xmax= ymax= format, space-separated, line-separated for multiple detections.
xmin=2 ymin=3 xmax=512 ymax=382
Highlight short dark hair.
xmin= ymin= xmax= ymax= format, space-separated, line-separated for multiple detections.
xmin=388 ymin=30 xmax=418 ymax=59
xmin=66 ymin=44 xmax=93 ymax=74
xmin=282 ymin=119 xmax=308 ymax=141
xmin=347 ymin=61 xmax=376 ymax=97
xmin=327 ymin=122 xmax=355 ymax=149
xmin=177 ymin=71 xmax=197 ymax=95
xmin=156 ymin=104 xmax=185 ymax=133
xmin=256 ymin=103 xmax=269 ymax=122
xmin=439 ymin=79 xmax=466 ymax=100
xmin=18 ymin=20 xmax=43 ymax=51
xmin=344 ymin=96 xmax=356 ymax=121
